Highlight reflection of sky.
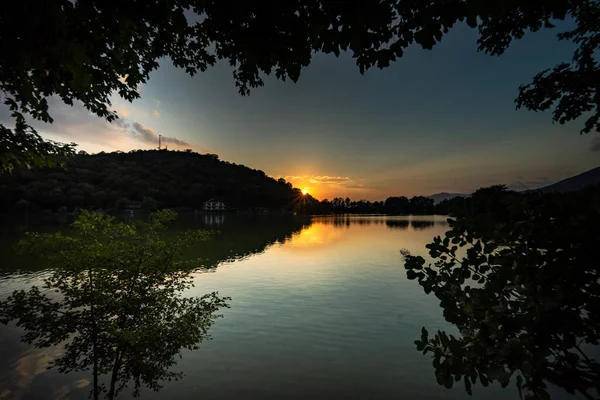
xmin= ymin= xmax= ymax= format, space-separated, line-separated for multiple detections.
xmin=280 ymin=216 xmax=448 ymax=259
xmin=1 ymin=23 xmax=598 ymax=199
xmin=1 ymin=216 xmax=511 ymax=399
xmin=193 ymin=215 xmax=450 ymax=278
xmin=175 ymin=216 xmax=511 ymax=399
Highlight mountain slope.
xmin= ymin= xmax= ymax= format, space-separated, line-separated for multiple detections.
xmin=427 ymin=192 xmax=469 ymax=204
xmin=0 ymin=150 xmax=307 ymax=211
xmin=537 ymin=166 xmax=600 ymax=193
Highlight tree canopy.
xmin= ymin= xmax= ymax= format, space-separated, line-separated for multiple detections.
xmin=0 ymin=149 xmax=310 ymax=212
xmin=0 ymin=210 xmax=229 ymax=399
xmin=403 ymin=185 xmax=600 ymax=399
xmin=1 ymin=0 xmax=599 ymax=171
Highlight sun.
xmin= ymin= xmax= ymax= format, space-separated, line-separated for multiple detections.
xmin=301 ymin=189 xmax=309 ymax=195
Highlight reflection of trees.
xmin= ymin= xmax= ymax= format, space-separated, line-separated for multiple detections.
xmin=313 ymin=216 xmax=387 ymax=227
xmin=180 ymin=214 xmax=310 ymax=269
xmin=312 ymin=216 xmax=441 ymax=231
xmin=0 ymin=211 xmax=229 ymax=399
xmin=409 ymin=220 xmax=435 ymax=230
xmin=0 ymin=214 xmax=311 ymax=276
xmin=385 ymin=220 xmax=409 ymax=229
xmin=404 ymin=186 xmax=600 ymax=400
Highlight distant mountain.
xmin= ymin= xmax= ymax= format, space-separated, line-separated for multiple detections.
xmin=427 ymin=192 xmax=469 ymax=204
xmin=428 ymin=166 xmax=600 ymax=201
xmin=537 ymin=166 xmax=600 ymax=193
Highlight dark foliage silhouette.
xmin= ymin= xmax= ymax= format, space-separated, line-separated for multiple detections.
xmin=2 ymin=0 xmax=598 ymax=171
xmin=0 ymin=149 xmax=311 ymax=212
xmin=403 ymin=185 xmax=600 ymax=399
xmin=314 ymin=196 xmax=436 ymax=215
xmin=0 ymin=210 xmax=229 ymax=399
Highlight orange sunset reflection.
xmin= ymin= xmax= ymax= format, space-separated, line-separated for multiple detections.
xmin=287 ymin=222 xmax=344 ymax=249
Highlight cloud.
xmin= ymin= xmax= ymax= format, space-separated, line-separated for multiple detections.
xmin=131 ymin=122 xmax=157 ymax=143
xmin=131 ymin=122 xmax=190 ymax=147
xmin=343 ymin=184 xmax=367 ymax=189
xmin=152 ymin=109 xmax=159 ymax=118
xmin=113 ymin=117 xmax=130 ymax=130
xmin=283 ymin=175 xmax=357 ymax=187
xmin=590 ymin=135 xmax=600 ymax=152
xmin=0 ymin=96 xmax=124 ymax=147
xmin=0 ymin=96 xmax=192 ymax=151
xmin=308 ymin=176 xmax=352 ymax=184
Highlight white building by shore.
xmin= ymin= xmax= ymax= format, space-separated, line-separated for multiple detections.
xmin=202 ymin=198 xmax=226 ymax=212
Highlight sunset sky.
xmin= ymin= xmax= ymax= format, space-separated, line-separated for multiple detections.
xmin=1 ymin=23 xmax=598 ymax=200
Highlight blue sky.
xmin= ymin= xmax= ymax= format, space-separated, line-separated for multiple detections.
xmin=3 ymin=23 xmax=598 ymax=200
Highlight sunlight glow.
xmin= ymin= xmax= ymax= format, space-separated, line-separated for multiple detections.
xmin=301 ymin=189 xmax=308 ymax=195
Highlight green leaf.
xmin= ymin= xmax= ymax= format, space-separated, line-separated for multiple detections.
xmin=0 ymin=210 xmax=229 ymax=397
xmin=480 ymin=374 xmax=489 ymax=387
xmin=464 ymin=376 xmax=472 ymax=395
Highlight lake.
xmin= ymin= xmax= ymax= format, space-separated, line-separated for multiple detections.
xmin=0 ymin=214 xmax=518 ymax=399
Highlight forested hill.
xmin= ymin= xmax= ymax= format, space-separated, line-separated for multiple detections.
xmin=0 ymin=150 xmax=309 ymax=212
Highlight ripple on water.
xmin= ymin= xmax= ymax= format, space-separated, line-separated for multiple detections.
xmin=0 ymin=216 xmax=515 ymax=400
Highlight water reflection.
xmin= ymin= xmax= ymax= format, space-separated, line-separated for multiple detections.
xmin=409 ymin=220 xmax=435 ymax=230
xmin=1 ymin=211 xmax=231 ymax=400
xmin=0 ymin=214 xmax=311 ymax=276
xmin=183 ymin=214 xmax=311 ymax=269
xmin=312 ymin=215 xmax=445 ymax=230
xmin=385 ymin=220 xmax=410 ymax=229
xmin=311 ymin=215 xmax=442 ymax=231
xmin=0 ymin=214 xmax=470 ymax=400
xmin=313 ymin=215 xmax=386 ymax=226
xmin=201 ymin=213 xmax=226 ymax=226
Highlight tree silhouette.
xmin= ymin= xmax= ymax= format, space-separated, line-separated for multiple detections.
xmin=0 ymin=210 xmax=229 ymax=399
xmin=0 ymin=149 xmax=305 ymax=212
xmin=2 ymin=0 xmax=598 ymax=171
xmin=385 ymin=196 xmax=410 ymax=215
xmin=403 ymin=186 xmax=600 ymax=399
xmin=0 ymin=125 xmax=75 ymax=173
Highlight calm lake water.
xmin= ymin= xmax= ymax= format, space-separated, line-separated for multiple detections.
xmin=0 ymin=214 xmax=525 ymax=399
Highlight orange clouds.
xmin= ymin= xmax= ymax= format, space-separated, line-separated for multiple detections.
xmin=280 ymin=174 xmax=372 ymax=200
